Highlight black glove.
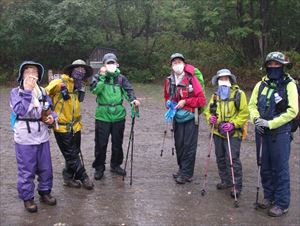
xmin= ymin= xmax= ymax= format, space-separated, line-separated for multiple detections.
xmin=90 ymin=74 xmax=100 ymax=89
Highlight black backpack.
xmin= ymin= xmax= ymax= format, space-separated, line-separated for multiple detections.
xmin=291 ymin=81 xmax=300 ymax=132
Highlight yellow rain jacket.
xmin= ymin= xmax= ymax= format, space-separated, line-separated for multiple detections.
xmin=204 ymin=85 xmax=249 ymax=138
xmin=45 ymin=74 xmax=82 ymax=133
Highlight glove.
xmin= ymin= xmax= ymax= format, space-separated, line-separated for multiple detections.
xmin=255 ymin=125 xmax=265 ymax=135
xmin=166 ymin=100 xmax=177 ymax=109
xmin=210 ymin=115 xmax=217 ymax=124
xmin=165 ymin=100 xmax=177 ymax=122
xmin=221 ymin=122 xmax=235 ymax=132
xmin=255 ymin=118 xmax=269 ymax=128
xmin=89 ymin=74 xmax=100 ymax=89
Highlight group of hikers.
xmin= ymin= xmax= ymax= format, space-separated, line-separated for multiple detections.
xmin=9 ymin=51 xmax=299 ymax=218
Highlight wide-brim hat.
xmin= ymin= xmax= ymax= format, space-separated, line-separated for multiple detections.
xmin=212 ymin=69 xmax=237 ymax=86
xmin=17 ymin=61 xmax=44 ymax=83
xmin=63 ymin=59 xmax=93 ymax=78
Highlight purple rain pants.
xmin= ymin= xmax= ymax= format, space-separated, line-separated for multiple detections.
xmin=15 ymin=141 xmax=53 ymax=201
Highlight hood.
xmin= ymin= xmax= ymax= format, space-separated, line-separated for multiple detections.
xmin=17 ymin=61 xmax=44 ymax=83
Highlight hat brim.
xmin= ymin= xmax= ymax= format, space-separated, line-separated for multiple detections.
xmin=18 ymin=62 xmax=44 ymax=83
xmin=103 ymin=59 xmax=117 ymax=64
xmin=212 ymin=73 xmax=237 ymax=86
xmin=63 ymin=64 xmax=93 ymax=78
xmin=264 ymin=60 xmax=293 ymax=69
xmin=170 ymin=57 xmax=185 ymax=64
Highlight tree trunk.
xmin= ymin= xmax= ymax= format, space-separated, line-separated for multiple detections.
xmin=259 ymin=0 xmax=269 ymax=59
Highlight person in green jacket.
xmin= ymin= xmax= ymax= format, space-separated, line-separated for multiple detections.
xmin=90 ymin=53 xmax=140 ymax=180
xmin=248 ymin=52 xmax=298 ymax=217
xmin=204 ymin=69 xmax=249 ymax=198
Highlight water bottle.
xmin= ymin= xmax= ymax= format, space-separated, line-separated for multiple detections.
xmin=41 ymin=102 xmax=50 ymax=122
xmin=274 ymin=92 xmax=282 ymax=104
xmin=77 ymin=86 xmax=85 ymax=102
xmin=60 ymin=83 xmax=70 ymax=100
xmin=188 ymin=84 xmax=193 ymax=92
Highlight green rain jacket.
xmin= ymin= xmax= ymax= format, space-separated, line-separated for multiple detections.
xmin=91 ymin=69 xmax=137 ymax=122
xmin=204 ymin=84 xmax=249 ymax=138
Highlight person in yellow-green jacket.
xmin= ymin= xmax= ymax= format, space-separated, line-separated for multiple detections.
xmin=45 ymin=59 xmax=94 ymax=190
xmin=248 ymin=52 xmax=299 ymax=217
xmin=204 ymin=69 xmax=249 ymax=198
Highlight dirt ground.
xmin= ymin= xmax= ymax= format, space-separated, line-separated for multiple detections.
xmin=0 ymin=83 xmax=299 ymax=226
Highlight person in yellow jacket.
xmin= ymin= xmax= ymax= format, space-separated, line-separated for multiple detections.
xmin=45 ymin=59 xmax=94 ymax=190
xmin=248 ymin=52 xmax=298 ymax=217
xmin=204 ymin=69 xmax=249 ymax=198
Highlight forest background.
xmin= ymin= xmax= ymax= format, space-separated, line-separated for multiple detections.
xmin=0 ymin=0 xmax=299 ymax=88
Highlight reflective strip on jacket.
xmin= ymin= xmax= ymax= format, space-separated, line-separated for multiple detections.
xmin=204 ymin=85 xmax=249 ymax=138
xmin=248 ymin=75 xmax=299 ymax=131
xmin=45 ymin=74 xmax=82 ymax=133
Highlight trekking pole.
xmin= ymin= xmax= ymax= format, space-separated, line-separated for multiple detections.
xmin=160 ymin=123 xmax=168 ymax=157
xmin=226 ymin=131 xmax=239 ymax=208
xmin=129 ymin=116 xmax=135 ymax=186
xmin=123 ymin=124 xmax=133 ymax=181
xmin=123 ymin=104 xmax=139 ymax=185
xmin=79 ymin=149 xmax=85 ymax=169
xmin=170 ymin=125 xmax=175 ymax=156
xmin=201 ymin=124 xmax=215 ymax=196
xmin=254 ymin=136 xmax=263 ymax=210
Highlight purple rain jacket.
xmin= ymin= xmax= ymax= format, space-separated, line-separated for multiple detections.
xmin=10 ymin=87 xmax=57 ymax=145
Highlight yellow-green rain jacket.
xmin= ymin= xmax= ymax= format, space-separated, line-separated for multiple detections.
xmin=248 ymin=75 xmax=298 ymax=129
xmin=45 ymin=74 xmax=82 ymax=133
xmin=204 ymin=84 xmax=249 ymax=138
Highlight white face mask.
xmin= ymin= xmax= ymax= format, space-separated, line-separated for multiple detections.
xmin=106 ymin=64 xmax=117 ymax=73
xmin=172 ymin=63 xmax=184 ymax=75
xmin=218 ymin=79 xmax=231 ymax=87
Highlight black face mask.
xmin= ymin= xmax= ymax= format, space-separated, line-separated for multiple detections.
xmin=266 ymin=67 xmax=284 ymax=80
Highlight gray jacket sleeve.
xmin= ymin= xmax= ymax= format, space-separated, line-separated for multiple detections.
xmin=119 ymin=74 xmax=136 ymax=102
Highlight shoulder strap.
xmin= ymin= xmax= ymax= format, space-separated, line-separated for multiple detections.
xmin=258 ymin=81 xmax=267 ymax=97
xmin=233 ymin=89 xmax=241 ymax=110
xmin=210 ymin=93 xmax=218 ymax=115
xmin=168 ymin=75 xmax=176 ymax=99
xmin=38 ymin=86 xmax=47 ymax=104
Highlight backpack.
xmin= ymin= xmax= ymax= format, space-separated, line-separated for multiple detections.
xmin=291 ymin=80 xmax=300 ymax=132
xmin=258 ymin=76 xmax=299 ymax=133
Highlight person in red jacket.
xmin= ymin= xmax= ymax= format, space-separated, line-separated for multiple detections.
xmin=164 ymin=53 xmax=206 ymax=184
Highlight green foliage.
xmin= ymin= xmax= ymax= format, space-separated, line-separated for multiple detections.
xmin=0 ymin=0 xmax=299 ymax=86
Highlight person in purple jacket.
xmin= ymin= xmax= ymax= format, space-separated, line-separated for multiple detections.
xmin=10 ymin=61 xmax=57 ymax=213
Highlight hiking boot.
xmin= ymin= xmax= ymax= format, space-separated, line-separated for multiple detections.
xmin=24 ymin=199 xmax=37 ymax=213
xmin=39 ymin=194 xmax=57 ymax=206
xmin=110 ymin=166 xmax=126 ymax=176
xmin=230 ymin=188 xmax=241 ymax=199
xmin=268 ymin=205 xmax=288 ymax=217
xmin=63 ymin=179 xmax=81 ymax=188
xmin=175 ymin=175 xmax=193 ymax=184
xmin=216 ymin=182 xmax=232 ymax=190
xmin=81 ymin=176 xmax=94 ymax=190
xmin=94 ymin=170 xmax=104 ymax=180
xmin=257 ymin=198 xmax=273 ymax=209
xmin=172 ymin=171 xmax=181 ymax=179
